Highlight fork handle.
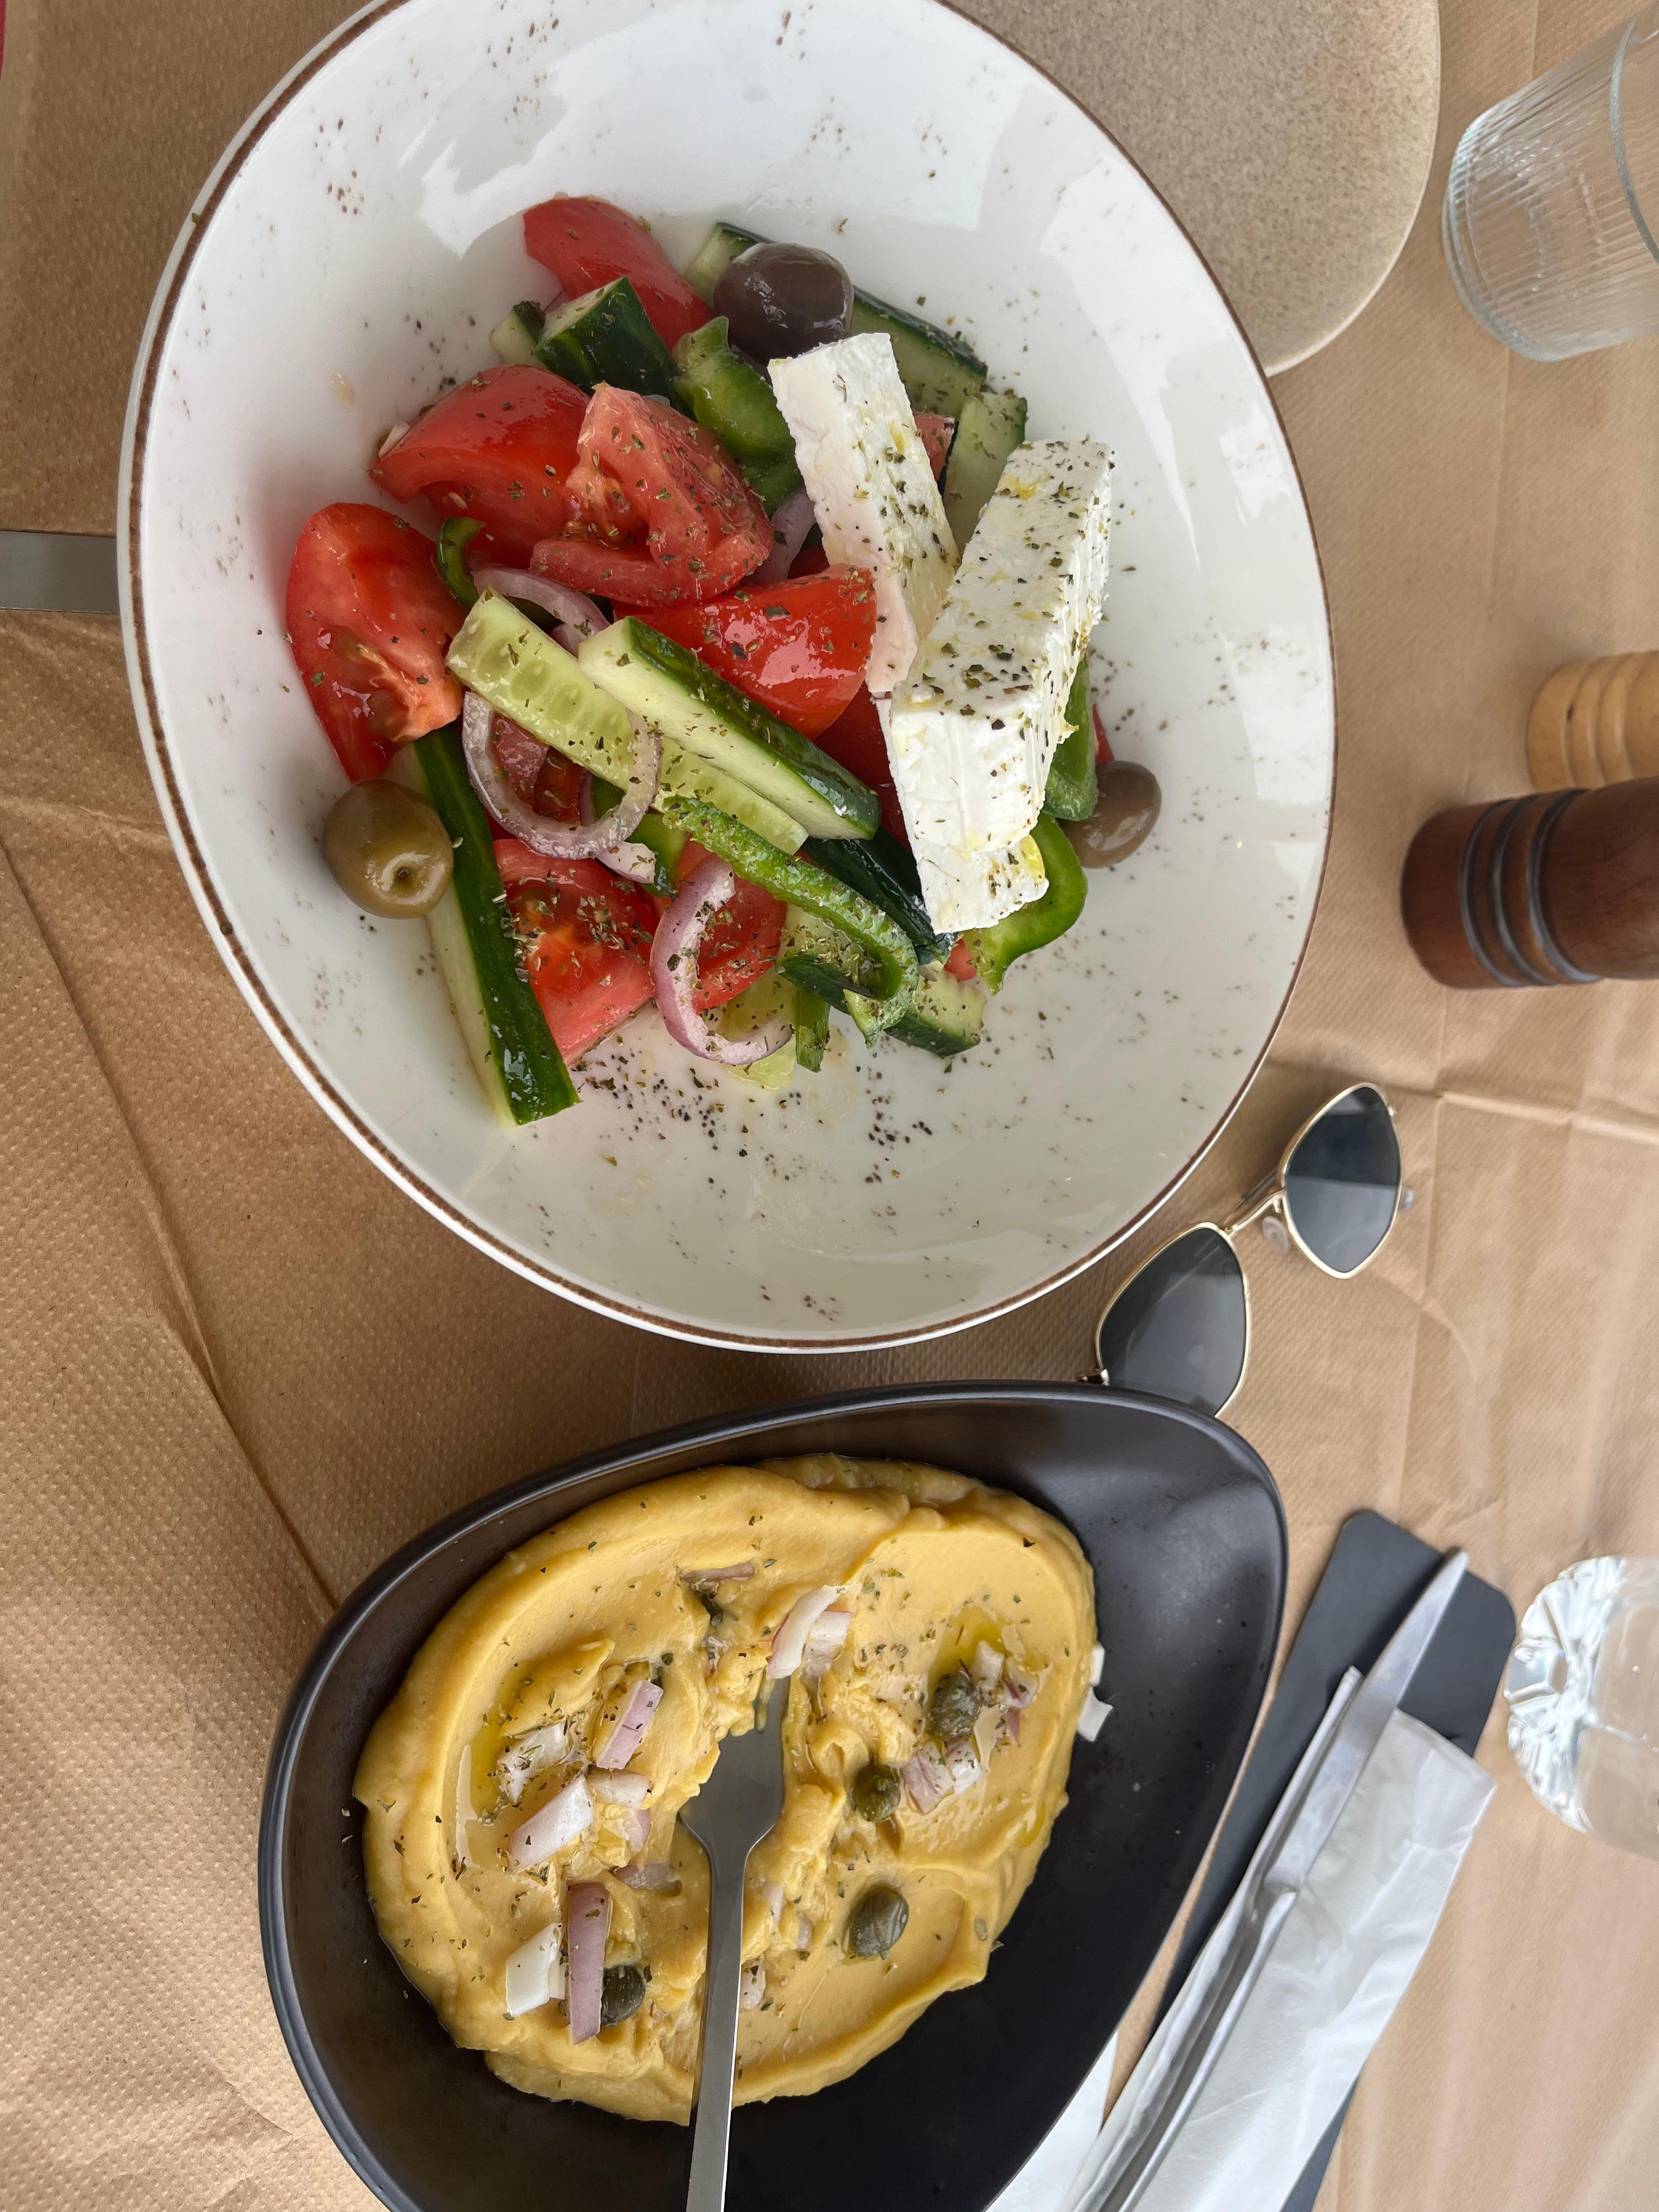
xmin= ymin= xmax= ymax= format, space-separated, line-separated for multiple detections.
xmin=686 ymin=1847 xmax=749 ymax=2212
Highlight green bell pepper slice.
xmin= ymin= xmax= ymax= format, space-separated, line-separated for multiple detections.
xmin=657 ymin=793 xmax=919 ymax=1013
xmin=435 ymin=516 xmax=483 ymax=609
xmin=966 ymin=811 xmax=1088 ymax=993
xmin=1042 ymin=657 xmax=1099 ymax=822
xmin=673 ymin=318 xmax=803 ymax=511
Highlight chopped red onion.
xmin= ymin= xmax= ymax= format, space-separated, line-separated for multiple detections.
xmin=652 ymin=857 xmax=793 ymax=1067
xmin=900 ymin=1742 xmax=951 ymax=1814
xmin=504 ymin=1918 xmax=565 ymax=2017
xmin=1077 ymin=1689 xmax=1113 ymax=1743
xmin=377 ymin=421 xmax=410 ymax=459
xmin=454 ymin=1743 xmax=476 ymax=1871
xmin=795 ymin=1912 xmax=814 ymax=1954
xmin=472 ymin=566 xmax=606 ymax=654
xmin=739 ymin=1959 xmax=766 ymax=2011
xmin=593 ymin=1679 xmax=663 ymax=1769
xmin=618 ymin=1859 xmax=681 ymax=1893
xmin=590 ymin=1768 xmax=652 ymax=1806
xmin=1003 ymin=1662 xmax=1042 ymax=1711
xmin=751 ymin=487 xmax=816 ymax=584
xmin=799 ymin=1604 xmax=854 ymax=1680
xmin=460 ymin=692 xmax=659 ymax=861
xmin=564 ymin=1881 xmax=611 ymax=2044
xmin=1088 ymin=1642 xmax=1105 ymax=1687
xmin=758 ymin=1878 xmax=786 ymax=1924
xmin=944 ymin=1737 xmax=983 ymax=1794
xmin=680 ymin=1562 xmax=757 ymax=1588
xmin=622 ymin=1807 xmax=652 ymax=1857
xmin=1006 ymin=1706 xmax=1022 ymax=1746
xmin=507 ymin=1771 xmax=593 ymax=1868
xmin=766 ymin=1585 xmax=845 ymax=1679
xmin=495 ymin=1719 xmax=571 ymax=1806
xmin=969 ymin=1641 xmax=1004 ymax=1697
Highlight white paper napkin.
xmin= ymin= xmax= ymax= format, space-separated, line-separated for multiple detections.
xmin=1046 ymin=1708 xmax=1495 ymax=2212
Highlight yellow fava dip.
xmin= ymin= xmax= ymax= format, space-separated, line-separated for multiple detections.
xmin=355 ymin=1455 xmax=1095 ymax=2121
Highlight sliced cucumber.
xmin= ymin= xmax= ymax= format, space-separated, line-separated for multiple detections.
xmin=801 ymin=827 xmax=951 ymax=964
xmin=943 ymin=388 xmax=1029 ymax=549
xmin=447 ymin=592 xmax=809 ymax=853
xmin=848 ymin=293 xmax=988 ymax=420
xmin=535 ymin=278 xmax=680 ymax=397
xmin=387 ymin=732 xmax=578 ymax=1126
xmin=490 ymin=301 xmax=545 ymax=366
xmin=719 ymin=970 xmax=798 ymax=1091
xmin=888 ymin=962 xmax=987 ymax=1057
xmin=684 ymin=221 xmax=763 ymax=300
xmin=1043 ymin=657 xmax=1098 ymax=823
xmin=580 ymin=619 xmax=879 ymax=841
xmin=682 ymin=221 xmax=988 ymax=416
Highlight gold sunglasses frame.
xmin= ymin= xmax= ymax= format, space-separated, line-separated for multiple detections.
xmin=1089 ymin=1084 xmax=1403 ymax=1417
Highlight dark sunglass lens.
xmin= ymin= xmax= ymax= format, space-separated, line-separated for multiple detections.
xmin=1282 ymin=1086 xmax=1401 ymax=1274
xmin=1094 ymin=1226 xmax=1246 ymax=1417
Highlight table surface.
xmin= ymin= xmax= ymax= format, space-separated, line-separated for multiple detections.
xmin=4 ymin=3 xmax=1659 ymax=2208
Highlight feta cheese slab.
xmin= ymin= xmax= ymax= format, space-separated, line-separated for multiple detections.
xmin=769 ymin=334 xmax=957 ymax=694
xmin=887 ymin=438 xmax=1112 ymax=927
xmin=911 ymin=830 xmax=1050 ymax=937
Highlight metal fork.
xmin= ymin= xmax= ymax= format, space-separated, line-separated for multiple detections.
xmin=679 ymin=1684 xmax=787 ymax=2212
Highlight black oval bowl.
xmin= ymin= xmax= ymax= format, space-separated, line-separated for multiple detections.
xmin=259 ymin=1383 xmax=1285 ymax=2212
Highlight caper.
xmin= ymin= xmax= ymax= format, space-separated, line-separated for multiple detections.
xmin=851 ymin=1762 xmax=902 ymax=1823
xmin=928 ymin=1667 xmax=979 ymax=1744
xmin=600 ymin=1962 xmax=647 ymax=2027
xmin=322 ymin=776 xmax=453 ymax=917
xmin=1065 ymin=761 xmax=1162 ymax=868
xmin=845 ymin=1884 xmax=909 ymax=1960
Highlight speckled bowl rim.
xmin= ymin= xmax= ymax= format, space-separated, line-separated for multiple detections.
xmin=117 ymin=0 xmax=1338 ymax=1355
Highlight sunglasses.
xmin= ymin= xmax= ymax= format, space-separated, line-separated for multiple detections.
xmin=1090 ymin=1084 xmax=1409 ymax=1419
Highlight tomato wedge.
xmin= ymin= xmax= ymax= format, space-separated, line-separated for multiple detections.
xmin=523 ymin=196 xmax=709 ymax=351
xmin=811 ymin=686 xmax=908 ymax=844
xmin=285 ymin=504 xmax=465 ymax=782
xmin=915 ymin=411 xmax=955 ymax=478
xmin=534 ymin=388 xmax=770 ymax=606
xmin=494 ymin=839 xmax=658 ymax=1061
xmin=612 ymin=569 xmax=876 ymax=738
xmin=676 ymin=841 xmax=786 ymax=1011
xmin=369 ymin=365 xmax=588 ymax=566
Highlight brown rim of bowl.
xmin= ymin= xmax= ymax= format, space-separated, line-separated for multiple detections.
xmin=118 ymin=0 xmax=1339 ymax=1355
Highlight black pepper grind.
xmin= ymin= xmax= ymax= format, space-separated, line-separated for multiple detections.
xmin=1401 ymin=780 xmax=1659 ymax=988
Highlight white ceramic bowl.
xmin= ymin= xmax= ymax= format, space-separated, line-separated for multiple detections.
xmin=121 ymin=0 xmax=1334 ymax=1351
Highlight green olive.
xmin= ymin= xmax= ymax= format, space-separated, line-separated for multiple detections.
xmin=851 ymin=1763 xmax=902 ymax=1823
xmin=845 ymin=1885 xmax=909 ymax=1960
xmin=600 ymin=1962 xmax=647 ymax=2027
xmin=928 ymin=1667 xmax=979 ymax=1744
xmin=1065 ymin=761 xmax=1162 ymax=868
xmin=323 ymin=776 xmax=453 ymax=917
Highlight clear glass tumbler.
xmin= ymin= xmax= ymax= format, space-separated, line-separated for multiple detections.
xmin=1443 ymin=5 xmax=1659 ymax=359
xmin=1506 ymin=1556 xmax=1659 ymax=1858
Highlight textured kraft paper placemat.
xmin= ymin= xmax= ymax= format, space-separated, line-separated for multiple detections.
xmin=5 ymin=2 xmax=1659 ymax=2207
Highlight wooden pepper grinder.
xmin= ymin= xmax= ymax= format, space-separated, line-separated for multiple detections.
xmin=1401 ymin=780 xmax=1659 ymax=989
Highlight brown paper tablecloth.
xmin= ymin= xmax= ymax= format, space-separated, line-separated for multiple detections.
xmin=5 ymin=2 xmax=1659 ymax=2205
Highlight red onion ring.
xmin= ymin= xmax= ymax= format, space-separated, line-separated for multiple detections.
xmin=563 ymin=1880 xmax=611 ymax=2044
xmin=750 ymin=487 xmax=816 ymax=583
xmin=472 ymin=566 xmax=606 ymax=654
xmin=650 ymin=857 xmax=793 ymax=1067
xmin=460 ymin=692 xmax=660 ymax=865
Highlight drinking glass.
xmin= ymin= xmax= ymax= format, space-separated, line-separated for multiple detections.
xmin=1506 ymin=1556 xmax=1659 ymax=1859
xmin=1443 ymin=5 xmax=1659 ymax=359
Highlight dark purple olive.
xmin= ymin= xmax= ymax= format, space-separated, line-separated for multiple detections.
xmin=713 ymin=242 xmax=854 ymax=360
xmin=1066 ymin=762 xmax=1162 ymax=867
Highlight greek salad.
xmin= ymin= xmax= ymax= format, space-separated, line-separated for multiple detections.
xmin=287 ymin=197 xmax=1153 ymax=1125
